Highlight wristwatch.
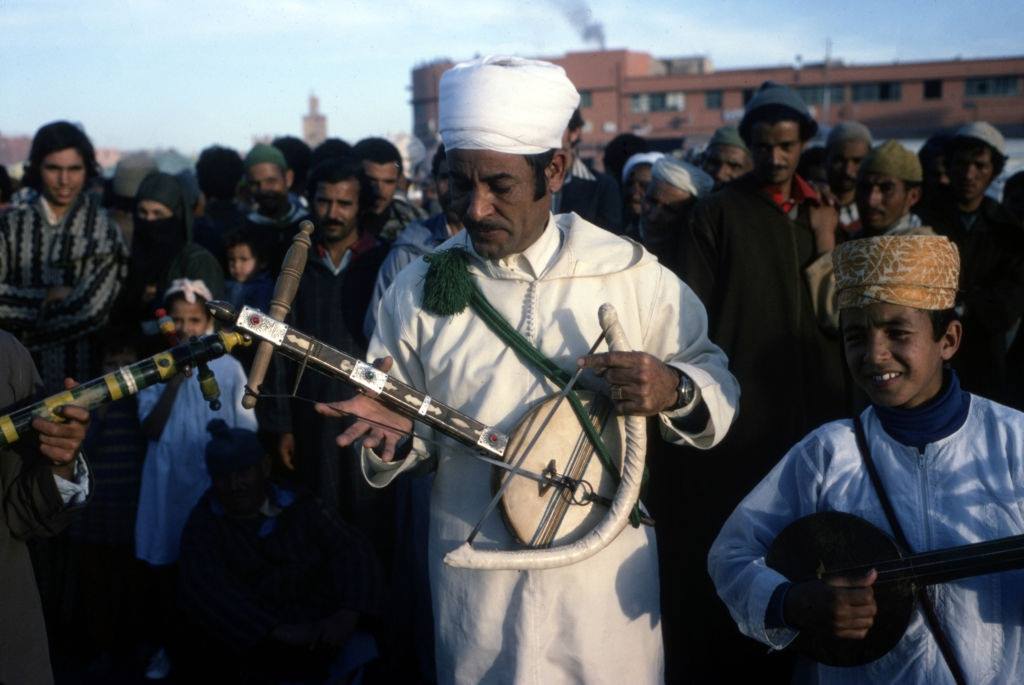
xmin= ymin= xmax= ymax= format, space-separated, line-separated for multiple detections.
xmin=672 ymin=370 xmax=697 ymax=411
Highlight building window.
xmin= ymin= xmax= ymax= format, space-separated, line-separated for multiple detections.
xmin=742 ymin=88 xmax=755 ymax=105
xmin=965 ymin=76 xmax=1020 ymax=97
xmin=705 ymin=90 xmax=723 ymax=109
xmin=923 ymin=79 xmax=943 ymax=100
xmin=851 ymin=81 xmax=902 ymax=102
xmin=796 ymin=85 xmax=845 ymax=105
xmin=631 ymin=91 xmax=685 ymax=113
xmin=579 ymin=90 xmax=593 ymax=108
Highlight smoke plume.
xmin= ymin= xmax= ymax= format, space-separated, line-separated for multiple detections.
xmin=554 ymin=0 xmax=606 ymax=50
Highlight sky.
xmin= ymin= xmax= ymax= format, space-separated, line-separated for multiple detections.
xmin=2 ymin=0 xmax=1022 ymax=156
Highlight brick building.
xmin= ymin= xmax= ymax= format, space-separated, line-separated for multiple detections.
xmin=411 ymin=51 xmax=1024 ymax=167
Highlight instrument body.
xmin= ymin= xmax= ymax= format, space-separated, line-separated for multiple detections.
xmin=498 ymin=391 xmax=622 ymax=547
xmin=0 ymin=332 xmax=247 ymax=447
xmin=766 ymin=510 xmax=1024 ymax=667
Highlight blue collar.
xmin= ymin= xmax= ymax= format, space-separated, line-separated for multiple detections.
xmin=873 ymin=371 xmax=971 ymax=451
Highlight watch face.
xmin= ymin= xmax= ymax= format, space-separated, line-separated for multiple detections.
xmin=678 ymin=374 xmax=695 ymax=407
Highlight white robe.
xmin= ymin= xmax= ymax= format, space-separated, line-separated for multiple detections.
xmin=708 ymin=396 xmax=1024 ymax=684
xmin=364 ymin=213 xmax=739 ymax=684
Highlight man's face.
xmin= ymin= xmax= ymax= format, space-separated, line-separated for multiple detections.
xmin=702 ymin=144 xmax=751 ymax=185
xmin=447 ymin=148 xmax=566 ymax=260
xmin=212 ymin=459 xmax=269 ymax=519
xmin=643 ymin=180 xmax=693 ymax=234
xmin=841 ymin=303 xmax=959 ymax=409
xmin=855 ymin=173 xmax=920 ymax=234
xmin=227 ymin=243 xmax=257 ymax=282
xmin=247 ymin=162 xmax=292 ymax=216
xmin=40 ymin=148 xmax=86 ymax=209
xmin=949 ymin=146 xmax=995 ymax=207
xmin=827 ymin=139 xmax=870 ymax=196
xmin=362 ymin=160 xmax=399 ymax=214
xmin=169 ymin=297 xmax=211 ymax=340
xmin=312 ymin=179 xmax=360 ymax=244
xmin=749 ymin=121 xmax=804 ymax=187
xmin=624 ymin=163 xmax=653 ymax=215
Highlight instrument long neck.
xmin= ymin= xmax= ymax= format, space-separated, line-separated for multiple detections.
xmin=272 ymin=327 xmax=508 ymax=457
xmin=835 ymin=533 xmax=1024 ymax=587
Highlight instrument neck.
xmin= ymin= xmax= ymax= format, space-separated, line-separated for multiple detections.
xmin=835 ymin=533 xmax=1024 ymax=587
xmin=273 ymin=328 xmax=508 ymax=457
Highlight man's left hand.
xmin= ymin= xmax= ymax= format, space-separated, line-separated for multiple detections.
xmin=31 ymin=378 xmax=89 ymax=476
xmin=578 ymin=352 xmax=679 ymax=416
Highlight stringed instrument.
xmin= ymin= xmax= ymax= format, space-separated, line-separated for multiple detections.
xmin=766 ymin=510 xmax=1024 ymax=666
xmin=208 ymin=299 xmax=647 ymax=570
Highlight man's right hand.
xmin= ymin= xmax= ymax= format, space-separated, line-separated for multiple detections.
xmin=783 ymin=569 xmax=878 ymax=639
xmin=278 ymin=432 xmax=296 ymax=471
xmin=314 ymin=356 xmax=413 ymax=463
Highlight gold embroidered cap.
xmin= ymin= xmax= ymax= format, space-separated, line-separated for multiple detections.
xmin=833 ymin=235 xmax=960 ymax=310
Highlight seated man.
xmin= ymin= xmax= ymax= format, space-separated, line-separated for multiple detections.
xmin=178 ymin=420 xmax=383 ymax=684
xmin=709 ymin=235 xmax=1024 ymax=683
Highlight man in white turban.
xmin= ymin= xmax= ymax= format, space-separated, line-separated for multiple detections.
xmin=640 ymin=157 xmax=713 ymax=275
xmin=320 ymin=55 xmax=739 ymax=684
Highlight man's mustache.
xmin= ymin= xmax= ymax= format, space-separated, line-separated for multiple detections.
xmin=466 ymin=219 xmax=508 ymax=232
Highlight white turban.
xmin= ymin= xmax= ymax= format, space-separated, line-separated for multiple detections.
xmin=651 ymin=157 xmax=714 ymax=198
xmin=621 ymin=152 xmax=665 ymax=185
xmin=439 ymin=55 xmax=580 ymax=155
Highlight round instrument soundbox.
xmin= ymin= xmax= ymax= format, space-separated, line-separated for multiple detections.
xmin=765 ymin=511 xmax=916 ymax=666
xmin=497 ymin=390 xmax=623 ymax=548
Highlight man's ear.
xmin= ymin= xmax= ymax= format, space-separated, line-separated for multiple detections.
xmin=285 ymin=168 xmax=295 ymax=189
xmin=547 ymin=150 xmax=570 ymax=194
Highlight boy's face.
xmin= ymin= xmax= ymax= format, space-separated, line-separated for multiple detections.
xmin=227 ymin=243 xmax=257 ymax=282
xmin=841 ymin=302 xmax=960 ymax=409
xmin=169 ymin=298 xmax=211 ymax=340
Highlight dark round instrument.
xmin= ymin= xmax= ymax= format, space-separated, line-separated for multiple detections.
xmin=765 ymin=511 xmax=916 ymax=667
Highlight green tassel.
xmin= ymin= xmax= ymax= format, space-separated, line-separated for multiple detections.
xmin=423 ymin=249 xmax=475 ymax=316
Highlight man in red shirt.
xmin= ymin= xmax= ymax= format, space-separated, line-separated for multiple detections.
xmin=662 ymin=81 xmax=849 ymax=683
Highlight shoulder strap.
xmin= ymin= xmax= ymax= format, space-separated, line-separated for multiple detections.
xmin=852 ymin=416 xmax=967 ymax=685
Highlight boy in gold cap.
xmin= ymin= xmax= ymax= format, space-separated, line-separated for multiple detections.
xmin=710 ymin=234 xmax=1024 ymax=683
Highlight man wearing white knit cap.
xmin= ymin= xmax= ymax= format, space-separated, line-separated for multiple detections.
xmin=641 ymin=157 xmax=713 ymax=275
xmin=321 ymin=55 xmax=738 ymax=684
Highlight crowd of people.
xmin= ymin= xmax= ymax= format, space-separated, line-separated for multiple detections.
xmin=1 ymin=54 xmax=1023 ymax=685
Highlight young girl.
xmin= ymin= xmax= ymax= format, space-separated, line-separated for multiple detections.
xmin=134 ymin=278 xmax=256 ymax=678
